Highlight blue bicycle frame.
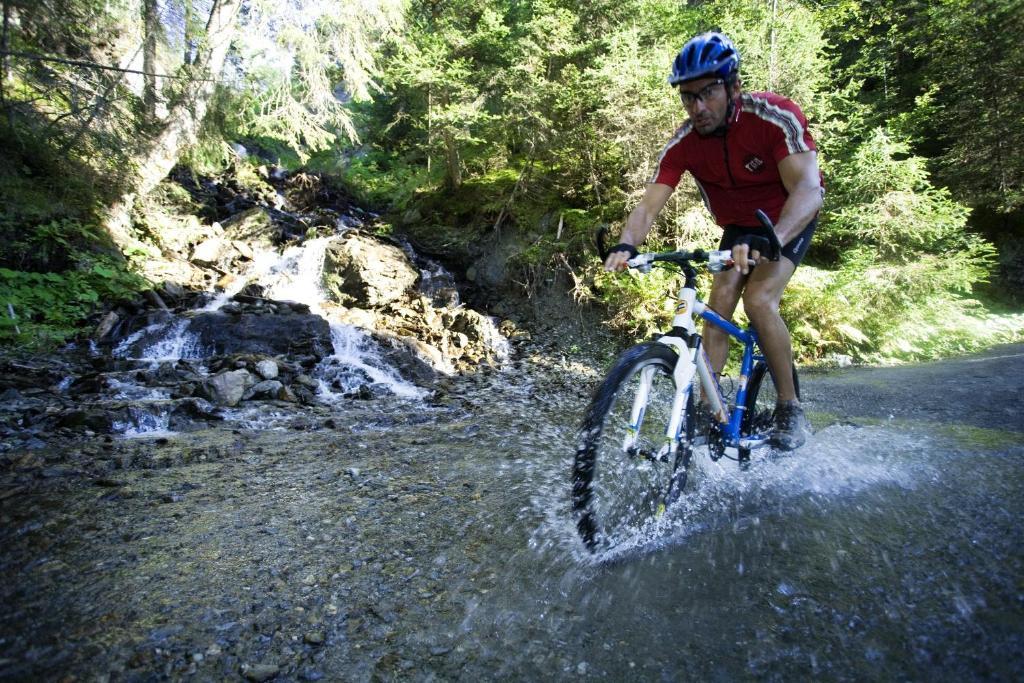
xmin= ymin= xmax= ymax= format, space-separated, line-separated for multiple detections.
xmin=621 ymin=249 xmax=773 ymax=463
xmin=697 ymin=305 xmax=766 ymax=444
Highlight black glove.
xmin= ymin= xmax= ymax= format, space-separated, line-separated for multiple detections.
xmin=734 ymin=234 xmax=780 ymax=261
xmin=609 ymin=243 xmax=638 ymax=259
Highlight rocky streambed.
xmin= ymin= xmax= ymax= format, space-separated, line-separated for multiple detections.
xmin=0 ymin=348 xmax=597 ymax=682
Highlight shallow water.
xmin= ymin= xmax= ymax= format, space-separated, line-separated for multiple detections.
xmin=454 ymin=422 xmax=1023 ymax=680
xmin=1 ymin=349 xmax=1022 ymax=680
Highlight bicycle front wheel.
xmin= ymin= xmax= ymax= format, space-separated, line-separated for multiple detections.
xmin=572 ymin=342 xmax=693 ymax=552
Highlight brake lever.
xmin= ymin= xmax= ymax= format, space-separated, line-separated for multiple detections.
xmin=625 ymin=253 xmax=654 ymax=273
xmin=755 ymin=209 xmax=783 ymax=260
xmin=707 ymin=249 xmax=734 ymax=273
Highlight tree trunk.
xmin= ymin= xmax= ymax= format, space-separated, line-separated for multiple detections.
xmin=444 ymin=130 xmax=461 ymax=190
xmin=104 ymin=0 xmax=243 ymax=247
xmin=142 ymin=0 xmax=159 ymax=119
xmin=1 ymin=2 xmax=11 ymax=129
xmin=183 ymin=0 xmax=194 ymax=65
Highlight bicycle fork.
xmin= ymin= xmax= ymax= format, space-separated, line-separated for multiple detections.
xmin=622 ymin=339 xmax=721 ymax=461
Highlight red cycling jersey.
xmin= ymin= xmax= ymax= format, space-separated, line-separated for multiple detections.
xmin=650 ymin=91 xmax=823 ymax=228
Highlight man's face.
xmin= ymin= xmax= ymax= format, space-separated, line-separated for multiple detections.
xmin=678 ymin=77 xmax=732 ymax=135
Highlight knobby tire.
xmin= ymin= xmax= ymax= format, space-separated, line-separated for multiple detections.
xmin=572 ymin=342 xmax=694 ymax=552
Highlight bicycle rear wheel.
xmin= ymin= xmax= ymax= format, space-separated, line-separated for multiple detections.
xmin=572 ymin=342 xmax=694 ymax=552
xmin=739 ymin=360 xmax=800 ymax=459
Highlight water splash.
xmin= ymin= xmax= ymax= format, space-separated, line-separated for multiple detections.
xmin=527 ymin=423 xmax=937 ymax=567
xmin=113 ymin=319 xmax=205 ymax=361
xmin=247 ymin=238 xmax=428 ymax=399
xmin=107 ymin=378 xmax=172 ymax=401
xmin=259 ymin=237 xmax=332 ymax=310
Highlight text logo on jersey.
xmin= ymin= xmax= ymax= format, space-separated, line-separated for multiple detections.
xmin=744 ymin=155 xmax=765 ymax=174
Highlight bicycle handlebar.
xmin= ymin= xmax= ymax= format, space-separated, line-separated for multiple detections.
xmin=597 ymin=210 xmax=782 ymax=273
xmin=626 ymin=249 xmax=735 ymax=273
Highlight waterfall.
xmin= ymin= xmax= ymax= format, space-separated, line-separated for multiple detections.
xmin=248 ymin=237 xmax=427 ymax=400
xmin=113 ymin=318 xmax=204 ymax=362
xmin=321 ymin=324 xmax=427 ymax=400
xmin=259 ymin=237 xmax=332 ymax=310
xmin=101 ymin=218 xmax=514 ymax=438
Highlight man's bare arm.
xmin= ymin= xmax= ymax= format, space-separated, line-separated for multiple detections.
xmin=774 ymin=150 xmax=823 ymax=246
xmin=733 ymin=151 xmax=823 ymax=273
xmin=604 ymin=183 xmax=675 ymax=271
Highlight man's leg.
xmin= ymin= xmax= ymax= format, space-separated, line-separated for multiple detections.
xmin=741 ymin=258 xmax=797 ymax=400
xmin=741 ymin=258 xmax=808 ymax=449
xmin=703 ymin=270 xmax=744 ymax=375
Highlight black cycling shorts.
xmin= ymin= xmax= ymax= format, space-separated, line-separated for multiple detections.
xmin=719 ymin=217 xmax=817 ymax=267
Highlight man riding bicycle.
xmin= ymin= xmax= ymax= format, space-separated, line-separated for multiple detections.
xmin=603 ymin=31 xmax=823 ymax=450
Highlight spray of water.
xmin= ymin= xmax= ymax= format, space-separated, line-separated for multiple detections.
xmin=525 ymin=423 xmax=936 ymax=567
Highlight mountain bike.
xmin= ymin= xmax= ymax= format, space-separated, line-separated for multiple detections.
xmin=571 ymin=211 xmax=799 ymax=552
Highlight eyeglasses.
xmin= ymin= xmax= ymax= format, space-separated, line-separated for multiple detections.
xmin=678 ymin=79 xmax=726 ymax=107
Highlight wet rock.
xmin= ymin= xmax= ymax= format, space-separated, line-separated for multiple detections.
xmin=243 ymin=380 xmax=284 ymax=401
xmin=255 ymin=360 xmax=279 ymax=380
xmin=207 ymin=370 xmax=255 ymax=407
xmin=188 ymin=312 xmax=332 ymax=359
xmin=373 ymin=333 xmax=440 ymax=386
xmin=68 ymin=374 xmax=108 ymax=396
xmin=161 ymin=280 xmax=187 ymax=303
xmin=94 ymin=311 xmax=120 ymax=339
xmin=56 ymin=408 xmax=115 ymax=433
xmin=323 ymin=233 xmax=419 ymax=308
xmin=241 ymin=663 xmax=280 ymax=681
xmin=293 ymin=386 xmax=318 ymax=405
xmin=169 ymin=398 xmax=222 ymax=426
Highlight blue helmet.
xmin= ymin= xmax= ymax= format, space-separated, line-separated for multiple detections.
xmin=668 ymin=32 xmax=740 ymax=86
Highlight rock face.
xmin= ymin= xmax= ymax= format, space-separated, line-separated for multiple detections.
xmin=372 ymin=297 xmax=509 ymax=374
xmin=221 ymin=207 xmax=280 ymax=248
xmin=44 ymin=170 xmax=524 ymax=439
xmin=190 ymin=236 xmax=228 ymax=266
xmin=323 ymin=233 xmax=419 ymax=308
xmin=187 ymin=311 xmax=333 ymax=359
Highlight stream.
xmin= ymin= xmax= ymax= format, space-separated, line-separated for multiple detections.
xmin=1 ymin=344 xmax=1022 ymax=681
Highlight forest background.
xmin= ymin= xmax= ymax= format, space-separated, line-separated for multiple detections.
xmin=1 ymin=0 xmax=1022 ymax=364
